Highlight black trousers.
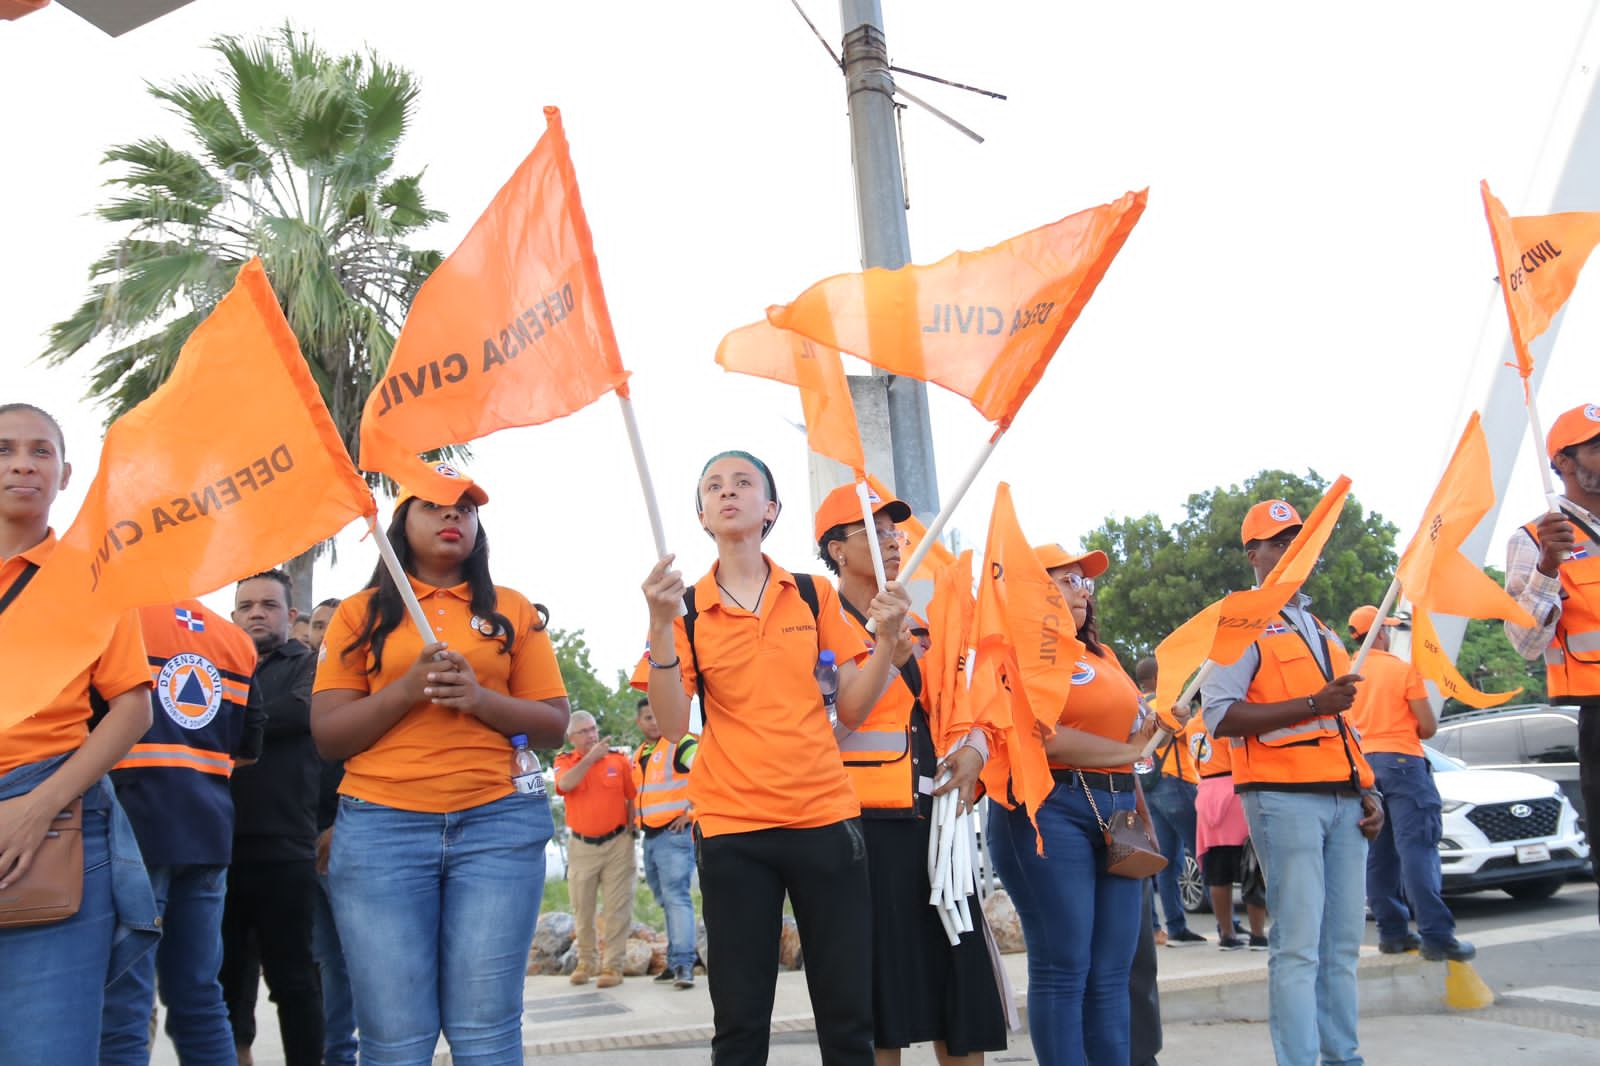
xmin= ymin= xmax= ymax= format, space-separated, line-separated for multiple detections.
xmin=697 ymin=820 xmax=873 ymax=1066
xmin=219 ymin=858 xmax=324 ymax=1066
xmin=1130 ymin=881 xmax=1163 ymax=1066
xmin=1581 ymin=707 xmax=1600 ymax=921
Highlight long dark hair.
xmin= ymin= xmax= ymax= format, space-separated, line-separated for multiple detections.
xmin=1077 ymin=597 xmax=1103 ymax=658
xmin=342 ymin=498 xmax=546 ymax=675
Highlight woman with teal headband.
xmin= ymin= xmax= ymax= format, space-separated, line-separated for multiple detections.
xmin=639 ymin=450 xmax=910 ymax=1065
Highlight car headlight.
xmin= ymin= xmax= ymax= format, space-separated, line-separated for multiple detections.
xmin=1441 ymin=800 xmax=1468 ymax=813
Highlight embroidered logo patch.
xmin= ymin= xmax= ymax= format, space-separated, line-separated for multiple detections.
xmin=1268 ymin=501 xmax=1293 ymax=522
xmin=157 ymin=653 xmax=223 ymax=730
xmin=1070 ymin=661 xmax=1097 ymax=686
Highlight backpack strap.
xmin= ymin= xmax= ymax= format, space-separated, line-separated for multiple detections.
xmin=0 ymin=562 xmax=39 ymax=616
xmin=793 ymin=573 xmax=821 ymax=622
xmin=682 ymin=586 xmax=705 ymax=711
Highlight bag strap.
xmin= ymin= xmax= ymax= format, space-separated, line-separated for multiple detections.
xmin=0 ymin=563 xmax=40 ymax=616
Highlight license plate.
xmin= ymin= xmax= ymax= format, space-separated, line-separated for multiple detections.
xmin=1516 ymin=843 xmax=1551 ymax=864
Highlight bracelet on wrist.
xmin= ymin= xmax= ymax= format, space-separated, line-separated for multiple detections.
xmin=1306 ymin=695 xmax=1318 ymax=714
xmin=648 ymin=655 xmax=680 ymax=670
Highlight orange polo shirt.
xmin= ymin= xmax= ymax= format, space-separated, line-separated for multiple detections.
xmin=1345 ymin=647 xmax=1429 ymax=757
xmin=314 ymin=578 xmax=567 ymax=813
xmin=633 ymin=558 xmax=869 ymax=838
xmin=0 ymin=531 xmax=152 ymax=776
xmin=1050 ymin=644 xmax=1144 ymax=773
xmin=554 ymin=749 xmax=636 ymax=837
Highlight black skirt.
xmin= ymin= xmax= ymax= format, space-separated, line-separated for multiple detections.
xmin=862 ymin=816 xmax=1009 ymax=1054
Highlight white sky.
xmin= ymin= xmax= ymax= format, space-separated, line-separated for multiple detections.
xmin=2 ymin=0 xmax=1597 ymax=682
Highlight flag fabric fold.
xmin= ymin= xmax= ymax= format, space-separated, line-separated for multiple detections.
xmin=360 ymin=106 xmax=629 ymax=504
xmin=972 ymin=483 xmax=1082 ymax=845
xmin=1481 ymin=181 xmax=1600 ymax=394
xmin=1153 ymin=476 xmax=1352 ymax=715
xmin=921 ymin=549 xmax=980 ymax=753
xmin=766 ymin=190 xmax=1147 ymax=428
xmin=715 ymin=321 xmax=865 ymax=475
xmin=0 ymin=259 xmax=375 ymax=730
xmin=1393 ymin=412 xmax=1533 ymax=707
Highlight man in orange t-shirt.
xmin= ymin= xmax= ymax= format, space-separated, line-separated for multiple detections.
xmin=1345 ymin=605 xmax=1471 ymax=961
xmin=554 ymin=710 xmax=637 ymax=988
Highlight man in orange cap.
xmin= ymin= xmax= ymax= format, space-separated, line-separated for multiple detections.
xmin=1345 ymin=607 xmax=1472 ymax=961
xmin=1505 ymin=402 xmax=1600 ymax=917
xmin=1201 ymin=499 xmax=1382 ymax=1066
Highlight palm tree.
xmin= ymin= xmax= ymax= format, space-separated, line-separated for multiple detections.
xmin=43 ymin=24 xmax=447 ymax=604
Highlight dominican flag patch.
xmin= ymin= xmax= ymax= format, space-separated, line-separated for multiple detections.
xmin=1263 ymin=622 xmax=1289 ymax=635
xmin=175 ymin=607 xmax=205 ymax=632
xmin=1574 ymin=547 xmax=1590 ymax=560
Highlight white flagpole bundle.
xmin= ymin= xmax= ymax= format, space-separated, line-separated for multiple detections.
xmin=927 ymin=769 xmax=981 ymax=946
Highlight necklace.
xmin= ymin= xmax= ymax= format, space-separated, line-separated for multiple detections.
xmin=717 ymin=564 xmax=771 ymax=612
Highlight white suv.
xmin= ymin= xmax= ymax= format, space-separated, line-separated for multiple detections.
xmin=1427 ymin=747 xmax=1590 ymax=900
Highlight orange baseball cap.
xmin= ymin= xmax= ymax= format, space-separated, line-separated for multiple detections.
xmin=1347 ymin=605 xmax=1400 ymax=639
xmin=1546 ymin=403 xmax=1600 ymax=459
xmin=813 ymin=481 xmax=911 ymax=543
xmin=1033 ymin=543 xmax=1109 ymax=579
xmin=395 ymin=462 xmax=489 ymax=510
xmin=1240 ymin=499 xmax=1303 ymax=546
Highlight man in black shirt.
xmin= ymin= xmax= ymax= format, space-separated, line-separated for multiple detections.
xmin=221 ymin=569 xmax=323 ymax=1066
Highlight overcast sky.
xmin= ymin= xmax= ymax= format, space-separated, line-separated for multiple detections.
xmin=3 ymin=1 xmax=1597 ymax=682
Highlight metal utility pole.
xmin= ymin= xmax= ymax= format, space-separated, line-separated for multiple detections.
xmin=831 ymin=0 xmax=941 ymax=520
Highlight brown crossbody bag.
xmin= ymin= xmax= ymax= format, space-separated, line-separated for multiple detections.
xmin=0 ymin=562 xmax=86 ymax=928
xmin=1079 ymin=771 xmax=1169 ymax=880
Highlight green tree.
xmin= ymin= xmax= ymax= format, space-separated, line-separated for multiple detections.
xmin=42 ymin=25 xmax=448 ymax=604
xmin=1441 ymin=567 xmax=1546 ymax=715
xmin=1084 ymin=470 xmax=1399 ymax=670
xmin=549 ymin=627 xmax=642 ymax=753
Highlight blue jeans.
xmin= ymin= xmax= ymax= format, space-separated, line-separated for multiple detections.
xmin=1144 ymin=776 xmax=1198 ymax=935
xmin=1243 ymin=790 xmax=1368 ymax=1066
xmin=642 ymin=828 xmax=697 ymax=970
xmin=987 ymin=783 xmax=1144 ymax=1066
xmin=1365 ymin=753 xmax=1454 ymax=947
xmin=313 ymin=871 xmax=359 ymax=1066
xmin=329 ymin=790 xmax=553 ymax=1066
xmin=101 ymin=864 xmax=234 ymax=1066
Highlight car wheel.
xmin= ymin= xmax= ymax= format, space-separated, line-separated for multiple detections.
xmin=1181 ymin=854 xmax=1210 ymax=913
xmin=1502 ymin=876 xmax=1565 ymax=901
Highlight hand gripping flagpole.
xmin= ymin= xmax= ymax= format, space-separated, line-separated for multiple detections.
xmin=616 ymin=388 xmax=686 ymax=616
xmin=366 ymin=515 xmax=439 ymax=646
xmin=1349 ymin=576 xmax=1403 ymax=676
xmin=899 ymin=428 xmax=1007 ymax=585
xmin=1137 ymin=660 xmax=1216 ymax=760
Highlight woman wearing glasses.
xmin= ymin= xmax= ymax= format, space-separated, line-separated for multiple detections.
xmin=813 ymin=483 xmax=1007 ymax=1066
xmin=985 ymin=545 xmax=1176 ymax=1066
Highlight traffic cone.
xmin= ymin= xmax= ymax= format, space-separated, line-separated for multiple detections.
xmin=1444 ymin=959 xmax=1495 ymax=1010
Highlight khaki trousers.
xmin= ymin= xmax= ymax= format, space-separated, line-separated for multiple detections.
xmin=567 ymin=831 xmax=637 ymax=973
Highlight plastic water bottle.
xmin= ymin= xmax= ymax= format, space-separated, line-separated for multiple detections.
xmin=510 ymin=734 xmax=545 ymax=797
xmin=815 ymin=650 xmax=839 ymax=726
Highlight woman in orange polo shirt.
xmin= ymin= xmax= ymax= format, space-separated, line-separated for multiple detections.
xmin=0 ymin=404 xmax=158 ymax=1064
xmin=640 ymin=451 xmax=909 ymax=1066
xmin=984 ymin=545 xmax=1171 ymax=1066
xmin=313 ymin=470 xmax=569 ymax=1066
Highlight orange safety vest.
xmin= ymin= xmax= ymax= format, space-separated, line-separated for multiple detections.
xmin=835 ymin=603 xmax=921 ymax=814
xmin=1524 ymin=518 xmax=1600 ymax=699
xmin=1231 ymin=613 xmax=1374 ymax=792
xmin=633 ymin=735 xmax=696 ymax=829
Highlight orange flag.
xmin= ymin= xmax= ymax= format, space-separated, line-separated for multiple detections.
xmin=1393 ymin=412 xmax=1533 ymax=708
xmin=715 ymin=321 xmax=865 ymax=474
xmin=1153 ymin=477 xmax=1352 ymax=716
xmin=866 ymin=472 xmax=954 ymax=571
xmin=921 ymin=549 xmax=978 ymax=752
xmin=766 ymin=190 xmax=1147 ymax=428
xmin=1481 ymin=181 xmax=1600 ymax=394
xmin=360 ymin=107 xmax=629 ymax=503
xmin=973 ymin=483 xmax=1083 ymax=843
xmin=0 ymin=259 xmax=375 ymax=731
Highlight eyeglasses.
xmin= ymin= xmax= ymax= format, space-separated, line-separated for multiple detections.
xmin=1061 ymin=573 xmax=1095 ymax=593
xmin=845 ymin=526 xmax=909 ymax=547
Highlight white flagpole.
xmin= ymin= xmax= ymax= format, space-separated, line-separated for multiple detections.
xmin=856 ymin=479 xmax=889 ymax=592
xmin=367 ymin=515 xmax=437 ymax=645
xmin=1525 ymin=393 xmax=1567 ymax=512
xmin=1349 ymin=576 xmax=1403 ymax=676
xmin=900 ymin=429 xmax=1007 ymax=584
xmin=1138 ymin=660 xmax=1216 ymax=760
xmin=617 ymin=390 xmax=686 ymax=617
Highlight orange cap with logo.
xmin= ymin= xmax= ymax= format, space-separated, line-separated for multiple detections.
xmin=1347 ymin=605 xmax=1400 ymax=639
xmin=813 ymin=482 xmax=911 ymax=543
xmin=1240 ymin=499 xmax=1303 ymax=546
xmin=1033 ymin=543 xmax=1109 ymax=579
xmin=1546 ymin=403 xmax=1600 ymax=459
xmin=395 ymin=462 xmax=488 ymax=510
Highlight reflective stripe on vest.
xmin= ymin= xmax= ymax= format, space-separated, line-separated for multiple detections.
xmin=636 ymin=739 xmax=691 ymax=828
xmin=1235 ymin=620 xmax=1374 ymax=790
xmin=113 ymin=742 xmax=233 ymax=778
xmin=1524 ymin=519 xmax=1600 ymax=698
xmin=836 ymin=729 xmax=910 ymax=757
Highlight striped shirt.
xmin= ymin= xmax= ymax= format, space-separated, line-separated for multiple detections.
xmin=1503 ymin=497 xmax=1600 ymax=660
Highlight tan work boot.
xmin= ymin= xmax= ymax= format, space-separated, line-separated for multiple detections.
xmin=596 ymin=970 xmax=623 ymax=989
xmin=569 ymin=965 xmax=592 ymax=986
